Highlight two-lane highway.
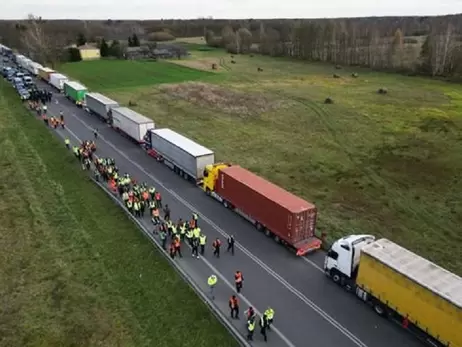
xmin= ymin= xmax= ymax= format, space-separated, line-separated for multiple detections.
xmin=36 ymin=79 xmax=424 ymax=347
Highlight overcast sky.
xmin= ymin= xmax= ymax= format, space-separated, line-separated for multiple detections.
xmin=2 ymin=0 xmax=461 ymax=20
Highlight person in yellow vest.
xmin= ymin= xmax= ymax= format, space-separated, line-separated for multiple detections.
xmin=264 ymin=307 xmax=275 ymax=330
xmin=166 ymin=220 xmax=173 ymax=236
xmin=247 ymin=318 xmax=256 ymax=341
xmin=207 ymin=274 xmax=217 ymax=300
xmin=193 ymin=227 xmax=201 ymax=241
xmin=186 ymin=228 xmax=194 ymax=247
xmin=134 ymin=200 xmax=140 ymax=217
xmin=149 ymin=200 xmax=156 ymax=215
xmin=179 ymin=221 xmax=187 ymax=241
xmin=199 ymin=233 xmax=207 ymax=256
xmin=171 ymin=223 xmax=178 ymax=239
xmin=126 ymin=200 xmax=133 ymax=214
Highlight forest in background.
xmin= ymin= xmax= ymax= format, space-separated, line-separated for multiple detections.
xmin=1 ymin=14 xmax=461 ymax=78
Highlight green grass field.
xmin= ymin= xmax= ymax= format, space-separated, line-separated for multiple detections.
xmin=0 ymin=80 xmax=237 ymax=347
xmin=60 ymin=47 xmax=462 ymax=275
xmin=60 ymin=59 xmax=216 ymax=91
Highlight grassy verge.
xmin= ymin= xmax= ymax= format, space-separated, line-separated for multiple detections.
xmin=0 ymin=80 xmax=237 ymax=347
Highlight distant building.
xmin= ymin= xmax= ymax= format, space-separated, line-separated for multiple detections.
xmin=78 ymin=44 xmax=101 ymax=60
xmin=124 ymin=43 xmax=189 ymax=60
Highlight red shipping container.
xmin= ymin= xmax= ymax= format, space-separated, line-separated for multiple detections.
xmin=216 ymin=166 xmax=320 ymax=255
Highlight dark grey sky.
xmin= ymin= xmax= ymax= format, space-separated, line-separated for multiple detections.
xmin=2 ymin=0 xmax=461 ymax=19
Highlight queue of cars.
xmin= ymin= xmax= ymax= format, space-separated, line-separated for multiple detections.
xmin=2 ymin=64 xmax=33 ymax=100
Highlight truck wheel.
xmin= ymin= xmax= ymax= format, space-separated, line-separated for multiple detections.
xmin=255 ymin=222 xmax=264 ymax=231
xmin=330 ymin=270 xmax=342 ymax=284
xmin=274 ymin=235 xmax=280 ymax=243
xmin=223 ymin=201 xmax=229 ymax=208
xmin=373 ymin=302 xmax=386 ymax=316
xmin=264 ymin=229 xmax=271 ymax=237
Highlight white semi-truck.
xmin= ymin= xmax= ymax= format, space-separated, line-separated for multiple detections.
xmin=145 ymin=128 xmax=215 ymax=183
xmin=325 ymin=235 xmax=462 ymax=347
xmin=110 ymin=107 xmax=155 ymax=143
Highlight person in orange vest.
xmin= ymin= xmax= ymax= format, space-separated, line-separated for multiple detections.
xmin=155 ymin=191 xmax=162 ymax=208
xmin=235 ymin=270 xmax=243 ymax=293
xmin=229 ymin=295 xmax=239 ymax=319
xmin=173 ymin=236 xmax=182 ymax=258
xmin=212 ymin=238 xmax=221 ymax=258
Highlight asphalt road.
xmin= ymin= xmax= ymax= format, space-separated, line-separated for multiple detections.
xmin=29 ymin=77 xmax=425 ymax=347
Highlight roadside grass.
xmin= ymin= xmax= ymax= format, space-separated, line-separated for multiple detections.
xmin=59 ymin=59 xmax=217 ymax=91
xmin=0 ymin=80 xmax=238 ymax=347
xmin=106 ymin=53 xmax=462 ymax=274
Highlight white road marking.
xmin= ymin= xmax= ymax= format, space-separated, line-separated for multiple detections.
xmin=63 ymin=108 xmax=369 ymax=347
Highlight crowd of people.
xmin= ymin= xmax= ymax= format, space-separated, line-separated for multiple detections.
xmin=65 ymin=138 xmax=277 ymax=343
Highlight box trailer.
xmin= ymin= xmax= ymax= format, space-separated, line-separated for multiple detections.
xmin=203 ymin=165 xmax=320 ymax=255
xmin=325 ymin=236 xmax=462 ymax=347
xmin=38 ymin=67 xmax=55 ymax=82
xmin=21 ymin=58 xmax=31 ymax=70
xmin=63 ymin=81 xmax=87 ymax=106
xmin=111 ymin=107 xmax=154 ymax=143
xmin=85 ymin=92 xmax=119 ymax=120
xmin=147 ymin=128 xmax=215 ymax=182
xmin=26 ymin=61 xmax=42 ymax=76
xmin=49 ymin=73 xmax=68 ymax=91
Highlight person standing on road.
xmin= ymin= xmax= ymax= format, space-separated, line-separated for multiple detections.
xmin=192 ymin=212 xmax=198 ymax=228
xmin=199 ymin=233 xmax=207 ymax=256
xmin=64 ymin=138 xmax=70 ymax=149
xmin=212 ymin=238 xmax=221 ymax=258
xmin=229 ymin=295 xmax=239 ymax=319
xmin=227 ymin=235 xmax=235 ymax=255
xmin=245 ymin=306 xmax=256 ymax=321
xmin=191 ymin=236 xmax=200 ymax=259
xmin=234 ymin=270 xmax=243 ymax=293
xmin=93 ymin=128 xmax=98 ymax=139
xmin=259 ymin=313 xmax=268 ymax=342
xmin=163 ymin=204 xmax=170 ymax=221
xmin=264 ymin=307 xmax=275 ymax=330
xmin=173 ymin=236 xmax=182 ymax=258
xmin=247 ymin=319 xmax=256 ymax=341
xmin=169 ymin=241 xmax=176 ymax=259
xmin=155 ymin=191 xmax=162 ymax=208
xmin=159 ymin=228 xmax=167 ymax=250
xmin=207 ymin=274 xmax=217 ymax=300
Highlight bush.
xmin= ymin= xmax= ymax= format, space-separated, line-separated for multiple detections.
xmin=147 ymin=31 xmax=175 ymax=42
xmin=257 ymin=67 xmax=263 ymax=72
xmin=231 ymin=60 xmax=236 ymax=64
xmin=377 ymin=88 xmax=388 ymax=94
xmin=333 ymin=74 xmax=340 ymax=78
xmin=324 ymin=97 xmax=334 ymax=104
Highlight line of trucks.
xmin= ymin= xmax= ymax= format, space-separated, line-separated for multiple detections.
xmin=5 ymin=45 xmax=461 ymax=347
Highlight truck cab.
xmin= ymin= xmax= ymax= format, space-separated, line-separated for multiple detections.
xmin=203 ymin=163 xmax=231 ymax=194
xmin=324 ymin=234 xmax=375 ymax=287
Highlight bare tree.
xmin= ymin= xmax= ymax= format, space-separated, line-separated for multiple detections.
xmin=237 ymin=27 xmax=252 ymax=53
xmin=20 ymin=14 xmax=65 ymax=67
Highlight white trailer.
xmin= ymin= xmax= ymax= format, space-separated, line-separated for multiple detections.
xmin=21 ymin=58 xmax=32 ymax=70
xmin=147 ymin=128 xmax=215 ymax=182
xmin=27 ymin=61 xmax=43 ymax=76
xmin=111 ymin=107 xmax=154 ymax=143
xmin=49 ymin=73 xmax=68 ymax=91
xmin=85 ymin=93 xmax=119 ymax=120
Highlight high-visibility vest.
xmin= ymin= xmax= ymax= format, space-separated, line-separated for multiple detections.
xmin=199 ymin=235 xmax=206 ymax=245
xmin=186 ymin=230 xmax=193 ymax=239
xmin=248 ymin=321 xmax=255 ymax=332
xmin=127 ymin=201 xmax=133 ymax=208
xmin=192 ymin=213 xmax=198 ymax=220
xmin=265 ymin=309 xmax=274 ymax=320
xmin=171 ymin=226 xmax=177 ymax=234
xmin=180 ymin=224 xmax=186 ymax=234
xmin=193 ymin=228 xmax=200 ymax=238
xmin=134 ymin=202 xmax=140 ymax=211
xmin=208 ymin=275 xmax=217 ymax=286
xmin=149 ymin=201 xmax=156 ymax=209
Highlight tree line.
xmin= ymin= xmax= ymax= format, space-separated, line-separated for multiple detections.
xmin=1 ymin=14 xmax=461 ymax=76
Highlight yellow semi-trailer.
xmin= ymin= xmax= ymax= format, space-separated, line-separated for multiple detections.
xmin=324 ymin=235 xmax=462 ymax=347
